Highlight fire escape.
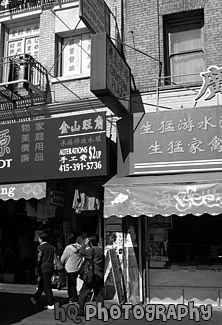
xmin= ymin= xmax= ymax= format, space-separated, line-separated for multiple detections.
xmin=0 ymin=54 xmax=50 ymax=119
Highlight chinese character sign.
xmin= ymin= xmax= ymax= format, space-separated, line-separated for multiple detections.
xmin=79 ymin=0 xmax=110 ymax=34
xmin=0 ymin=112 xmax=107 ymax=183
xmin=195 ymin=65 xmax=222 ymax=102
xmin=130 ymin=106 xmax=222 ymax=174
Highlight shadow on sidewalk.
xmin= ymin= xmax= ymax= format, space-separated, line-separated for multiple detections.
xmin=0 ymin=291 xmax=66 ymax=325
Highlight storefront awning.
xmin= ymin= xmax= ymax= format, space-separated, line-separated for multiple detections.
xmin=103 ymin=172 xmax=222 ymax=218
xmin=0 ymin=182 xmax=46 ymax=201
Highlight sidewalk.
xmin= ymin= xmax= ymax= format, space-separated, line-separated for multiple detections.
xmin=0 ymin=283 xmax=222 ymax=325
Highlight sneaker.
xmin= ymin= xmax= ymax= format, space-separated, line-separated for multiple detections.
xmin=46 ymin=305 xmax=54 ymax=310
xmin=30 ymin=297 xmax=37 ymax=305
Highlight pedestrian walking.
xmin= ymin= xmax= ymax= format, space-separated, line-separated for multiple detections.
xmin=30 ymin=231 xmax=55 ymax=309
xmin=76 ymin=227 xmax=88 ymax=245
xmin=78 ymin=235 xmax=105 ymax=316
xmin=60 ymin=233 xmax=82 ymax=304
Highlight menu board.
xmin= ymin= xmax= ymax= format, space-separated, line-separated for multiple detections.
xmin=0 ymin=112 xmax=107 ymax=183
xmin=104 ymin=248 xmax=126 ymax=304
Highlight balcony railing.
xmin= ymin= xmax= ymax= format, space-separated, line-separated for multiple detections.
xmin=0 ymin=0 xmax=74 ymax=13
xmin=0 ymin=54 xmax=50 ymax=111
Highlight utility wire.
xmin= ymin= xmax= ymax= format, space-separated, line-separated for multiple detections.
xmin=45 ymin=7 xmax=193 ymax=119
xmin=48 ymin=12 xmax=82 ymax=74
xmin=110 ymin=36 xmax=162 ymax=65
xmin=115 ymin=96 xmax=173 ymax=110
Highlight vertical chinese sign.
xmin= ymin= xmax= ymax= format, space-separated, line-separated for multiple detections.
xmin=90 ymin=33 xmax=131 ymax=117
xmin=0 ymin=112 xmax=107 ymax=183
xmin=79 ymin=0 xmax=110 ymax=35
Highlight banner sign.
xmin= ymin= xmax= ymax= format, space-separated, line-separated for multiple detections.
xmin=121 ymin=106 xmax=222 ymax=174
xmin=0 ymin=112 xmax=107 ymax=183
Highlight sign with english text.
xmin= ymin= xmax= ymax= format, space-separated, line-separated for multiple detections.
xmin=118 ymin=106 xmax=222 ymax=175
xmin=91 ymin=33 xmax=131 ymax=117
xmin=0 ymin=112 xmax=107 ymax=183
xmin=0 ymin=182 xmax=46 ymax=200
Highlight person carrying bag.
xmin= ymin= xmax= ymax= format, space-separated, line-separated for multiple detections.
xmin=78 ymin=235 xmax=105 ymax=316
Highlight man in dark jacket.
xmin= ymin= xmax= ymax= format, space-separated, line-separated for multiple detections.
xmin=78 ymin=235 xmax=105 ymax=316
xmin=30 ymin=231 xmax=55 ymax=309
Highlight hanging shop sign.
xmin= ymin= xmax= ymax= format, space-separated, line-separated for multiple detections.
xmin=0 ymin=112 xmax=107 ymax=183
xmin=117 ymin=106 xmax=222 ymax=175
xmin=49 ymin=190 xmax=64 ymax=206
xmin=90 ymin=33 xmax=131 ymax=117
xmin=79 ymin=0 xmax=110 ymax=34
xmin=0 ymin=182 xmax=46 ymax=200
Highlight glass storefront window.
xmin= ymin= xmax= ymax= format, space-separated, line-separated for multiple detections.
xmin=148 ymin=214 xmax=222 ymax=269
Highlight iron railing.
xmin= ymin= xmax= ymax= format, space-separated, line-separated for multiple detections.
xmin=0 ymin=53 xmax=49 ymax=107
xmin=0 ymin=0 xmax=74 ymax=12
xmin=0 ymin=54 xmax=48 ymax=90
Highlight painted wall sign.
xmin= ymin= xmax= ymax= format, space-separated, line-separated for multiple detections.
xmin=79 ymin=0 xmax=110 ymax=34
xmin=118 ymin=106 xmax=222 ymax=175
xmin=91 ymin=33 xmax=131 ymax=117
xmin=0 ymin=112 xmax=107 ymax=183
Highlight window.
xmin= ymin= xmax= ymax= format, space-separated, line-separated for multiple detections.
xmin=7 ymin=23 xmax=40 ymax=60
xmin=164 ymin=13 xmax=205 ymax=84
xmin=4 ymin=22 xmax=40 ymax=86
xmin=59 ymin=32 xmax=91 ymax=77
xmin=147 ymin=214 xmax=222 ymax=270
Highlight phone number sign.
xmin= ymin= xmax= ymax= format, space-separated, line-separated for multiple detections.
xmin=0 ymin=112 xmax=107 ymax=183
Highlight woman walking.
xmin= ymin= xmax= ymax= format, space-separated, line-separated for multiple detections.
xmin=61 ymin=233 xmax=82 ymax=304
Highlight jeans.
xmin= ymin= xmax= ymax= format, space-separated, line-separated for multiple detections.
xmin=33 ymin=271 xmax=54 ymax=306
xmin=67 ymin=270 xmax=79 ymax=302
xmin=78 ymin=275 xmax=104 ymax=313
